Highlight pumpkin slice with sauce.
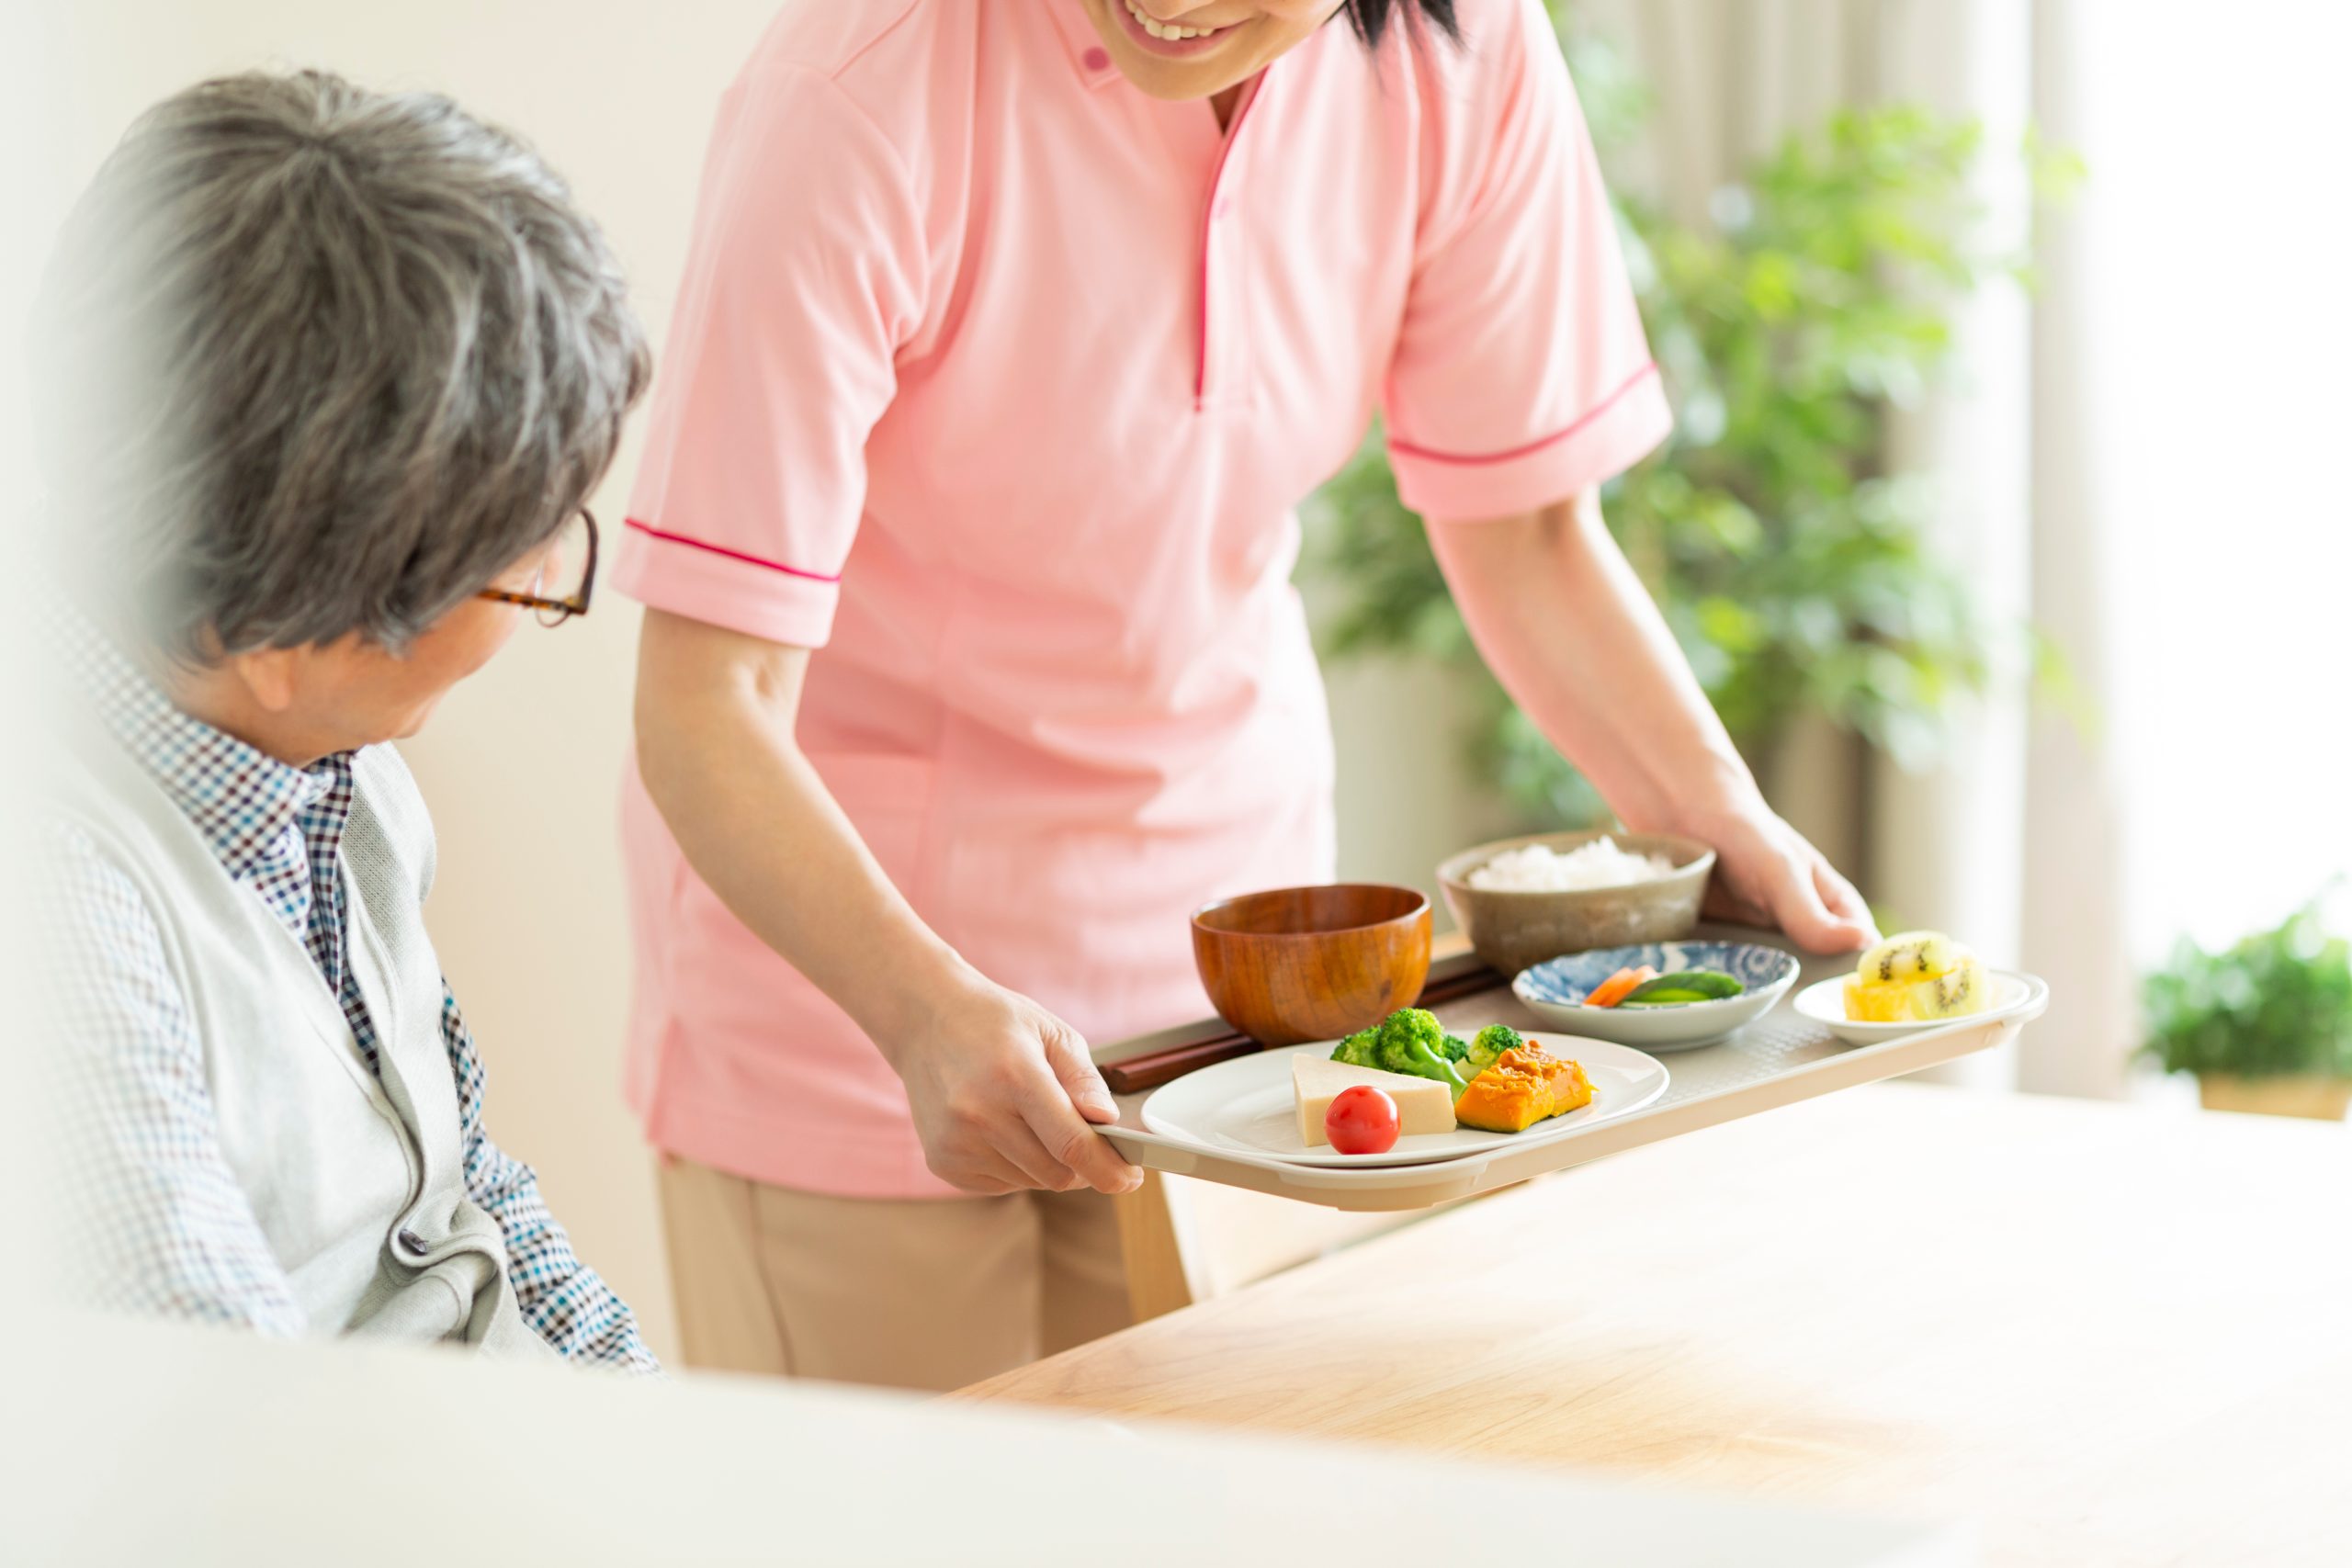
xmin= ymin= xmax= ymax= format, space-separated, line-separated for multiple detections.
xmin=1453 ymin=1045 xmax=1594 ymax=1134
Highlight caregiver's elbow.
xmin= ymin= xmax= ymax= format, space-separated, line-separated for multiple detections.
xmin=632 ymin=607 xmax=812 ymax=811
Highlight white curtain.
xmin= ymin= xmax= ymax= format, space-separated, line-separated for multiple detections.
xmin=2029 ymin=2 xmax=2352 ymax=1050
xmin=1579 ymin=0 xmax=2140 ymax=1096
xmin=2011 ymin=0 xmax=2136 ymax=1099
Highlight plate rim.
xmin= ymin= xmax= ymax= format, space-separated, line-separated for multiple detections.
xmin=1792 ymin=969 xmax=2034 ymax=1039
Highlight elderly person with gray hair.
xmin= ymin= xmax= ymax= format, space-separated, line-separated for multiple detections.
xmin=32 ymin=70 xmax=656 ymax=1367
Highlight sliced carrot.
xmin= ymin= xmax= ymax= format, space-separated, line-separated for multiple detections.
xmin=1585 ymin=964 xmax=1657 ymax=1009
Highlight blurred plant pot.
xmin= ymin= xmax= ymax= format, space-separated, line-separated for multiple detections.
xmin=2196 ymin=1075 xmax=2352 ymax=1122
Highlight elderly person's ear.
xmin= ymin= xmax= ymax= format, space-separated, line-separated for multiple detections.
xmin=221 ymin=646 xmax=303 ymax=716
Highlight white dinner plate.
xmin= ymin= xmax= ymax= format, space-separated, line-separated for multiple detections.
xmin=1139 ymin=1033 xmax=1670 ymax=1168
xmin=1792 ymin=969 xmax=2038 ymax=1046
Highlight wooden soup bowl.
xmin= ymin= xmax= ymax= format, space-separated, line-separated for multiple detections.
xmin=1191 ymin=884 xmax=1433 ymax=1047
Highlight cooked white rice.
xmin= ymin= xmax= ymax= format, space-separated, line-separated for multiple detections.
xmin=1465 ymin=839 xmax=1677 ymax=893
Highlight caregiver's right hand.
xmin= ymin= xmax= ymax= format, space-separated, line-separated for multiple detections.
xmin=894 ymin=976 xmax=1143 ymax=1197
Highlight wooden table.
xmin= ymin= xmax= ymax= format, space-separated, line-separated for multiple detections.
xmin=965 ymin=1084 xmax=2352 ymax=1566
xmin=11 ymin=1309 xmax=1961 ymax=1567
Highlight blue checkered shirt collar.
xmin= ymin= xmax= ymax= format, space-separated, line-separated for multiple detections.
xmin=49 ymin=599 xmax=343 ymax=885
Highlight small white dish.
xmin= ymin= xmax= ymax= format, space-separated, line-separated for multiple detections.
xmin=1139 ymin=1034 xmax=1670 ymax=1168
xmin=1793 ymin=970 xmax=2037 ymax=1046
xmin=1512 ymin=942 xmax=1802 ymax=1052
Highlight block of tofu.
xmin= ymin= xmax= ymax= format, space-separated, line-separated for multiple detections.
xmin=1293 ymin=1055 xmax=1456 ymax=1146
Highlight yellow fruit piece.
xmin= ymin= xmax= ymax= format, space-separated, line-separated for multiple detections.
xmin=1855 ymin=930 xmax=1966 ymax=985
xmin=1844 ymin=953 xmax=1991 ymax=1022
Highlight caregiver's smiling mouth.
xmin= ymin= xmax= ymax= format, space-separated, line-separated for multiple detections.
xmin=1114 ymin=0 xmax=1245 ymax=58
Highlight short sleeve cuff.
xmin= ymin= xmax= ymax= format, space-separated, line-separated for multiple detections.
xmin=1391 ymin=364 xmax=1673 ymax=524
xmin=610 ymin=520 xmax=842 ymax=649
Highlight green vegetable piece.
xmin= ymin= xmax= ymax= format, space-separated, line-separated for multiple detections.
xmin=1462 ymin=1022 xmax=1524 ymax=1078
xmin=1330 ymin=1028 xmax=1381 ymax=1068
xmin=1618 ymin=989 xmax=1711 ymax=1007
xmin=1623 ymin=969 xmax=1743 ymax=1003
xmin=1441 ymin=1033 xmax=1469 ymax=1063
xmin=1371 ymin=1008 xmax=1469 ymax=1095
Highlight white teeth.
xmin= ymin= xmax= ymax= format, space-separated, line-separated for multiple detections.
xmin=1125 ymin=0 xmax=1220 ymax=40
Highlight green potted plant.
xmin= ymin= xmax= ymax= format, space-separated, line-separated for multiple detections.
xmin=2140 ymin=901 xmax=2352 ymax=1121
xmin=1306 ymin=8 xmax=2080 ymax=825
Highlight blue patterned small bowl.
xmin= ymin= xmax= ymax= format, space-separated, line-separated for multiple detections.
xmin=1512 ymin=941 xmax=1802 ymax=1051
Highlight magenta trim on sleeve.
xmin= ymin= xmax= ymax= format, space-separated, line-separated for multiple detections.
xmin=623 ymin=518 xmax=843 ymax=584
xmin=1386 ymin=361 xmax=1662 ymax=467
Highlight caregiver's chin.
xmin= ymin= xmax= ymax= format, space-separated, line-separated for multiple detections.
xmin=1079 ymin=0 xmax=1345 ymax=106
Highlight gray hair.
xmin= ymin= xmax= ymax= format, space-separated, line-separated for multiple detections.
xmin=31 ymin=69 xmax=650 ymax=658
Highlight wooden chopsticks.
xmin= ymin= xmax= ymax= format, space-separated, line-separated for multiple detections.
xmin=1102 ymin=964 xmax=1505 ymax=1094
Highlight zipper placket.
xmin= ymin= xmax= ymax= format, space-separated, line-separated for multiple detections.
xmin=1194 ymin=74 xmax=1269 ymax=408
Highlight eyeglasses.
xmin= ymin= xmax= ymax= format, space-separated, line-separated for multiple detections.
xmin=478 ymin=509 xmax=599 ymax=627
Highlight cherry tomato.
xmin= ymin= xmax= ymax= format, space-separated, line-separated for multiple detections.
xmin=1326 ymin=1085 xmax=1400 ymax=1155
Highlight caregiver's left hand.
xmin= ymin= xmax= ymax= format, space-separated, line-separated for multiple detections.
xmin=1673 ymin=797 xmax=1879 ymax=955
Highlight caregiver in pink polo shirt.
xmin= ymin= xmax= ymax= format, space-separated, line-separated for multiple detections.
xmin=618 ymin=0 xmax=1874 ymax=1390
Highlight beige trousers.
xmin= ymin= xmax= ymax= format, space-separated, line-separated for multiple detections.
xmin=655 ymin=1155 xmax=1133 ymax=1392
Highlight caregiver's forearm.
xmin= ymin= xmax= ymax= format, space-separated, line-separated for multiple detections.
xmin=1427 ymin=489 xmax=1761 ymax=832
xmin=630 ymin=610 xmax=976 ymax=1052
xmin=632 ymin=610 xmax=1136 ymax=1196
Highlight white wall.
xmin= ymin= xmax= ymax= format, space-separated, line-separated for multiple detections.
xmin=6 ymin=2 xmax=71 ymax=1307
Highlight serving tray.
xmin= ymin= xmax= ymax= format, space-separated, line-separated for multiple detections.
xmin=1092 ymin=925 xmax=2048 ymax=1213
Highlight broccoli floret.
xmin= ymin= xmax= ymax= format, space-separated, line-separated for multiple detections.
xmin=1463 ymin=1023 xmax=1524 ymax=1079
xmin=1373 ymin=1009 xmax=1469 ymax=1094
xmin=1442 ymin=1034 xmax=1469 ymax=1063
xmin=1373 ymin=1008 xmax=1442 ymax=1073
xmin=1330 ymin=1028 xmax=1380 ymax=1068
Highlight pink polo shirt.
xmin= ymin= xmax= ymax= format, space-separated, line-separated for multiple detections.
xmin=614 ymin=0 xmax=1671 ymax=1198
